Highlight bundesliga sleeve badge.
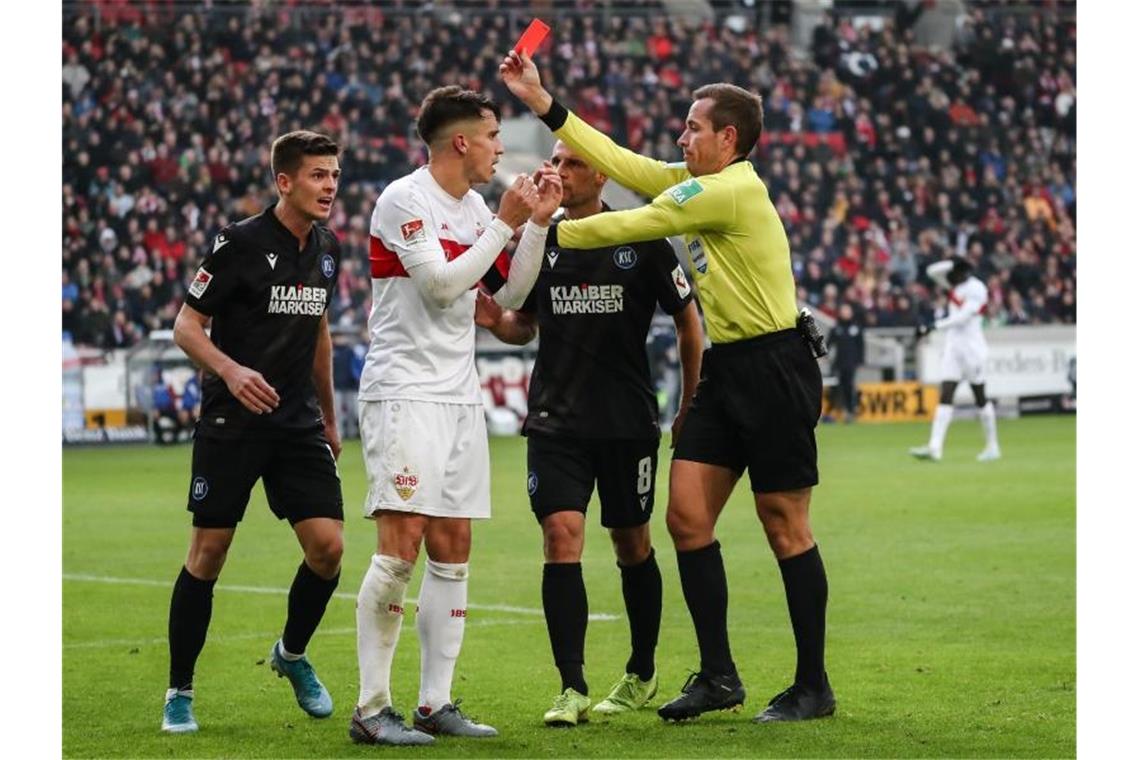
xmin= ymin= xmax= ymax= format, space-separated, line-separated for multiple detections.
xmin=188 ymin=267 xmax=214 ymax=299
xmin=671 ymin=264 xmax=692 ymax=298
xmin=400 ymin=219 xmax=426 ymax=244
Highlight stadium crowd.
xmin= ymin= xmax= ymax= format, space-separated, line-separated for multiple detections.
xmin=62 ymin=0 xmax=1076 ymax=349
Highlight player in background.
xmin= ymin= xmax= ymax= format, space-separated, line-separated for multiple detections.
xmin=911 ymin=257 xmax=1001 ymax=462
xmin=475 ymin=140 xmax=704 ymax=726
xmin=162 ymin=131 xmax=345 ymax=733
xmin=350 ymin=86 xmax=562 ymax=746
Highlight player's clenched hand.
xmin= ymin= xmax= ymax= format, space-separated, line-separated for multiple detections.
xmin=531 ymin=162 xmax=562 ymax=225
xmin=497 ymin=174 xmax=539 ymax=228
xmin=474 ymin=289 xmax=504 ymax=328
xmin=498 ymin=50 xmax=552 ymax=114
xmin=222 ymin=364 xmax=280 ymax=414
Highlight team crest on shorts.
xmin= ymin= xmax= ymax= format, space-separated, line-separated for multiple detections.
xmin=527 ymin=471 xmax=538 ymax=496
xmin=393 ymin=466 xmax=419 ymax=501
xmin=320 ymin=254 xmax=335 ymax=279
xmin=191 ymin=476 xmax=209 ymax=501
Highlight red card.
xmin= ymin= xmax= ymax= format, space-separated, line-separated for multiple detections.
xmin=513 ymin=19 xmax=550 ymax=57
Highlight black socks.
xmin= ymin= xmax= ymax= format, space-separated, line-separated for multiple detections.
xmin=619 ymin=549 xmax=662 ymax=681
xmin=676 ymin=540 xmax=736 ymax=677
xmin=168 ymin=566 xmax=217 ymax=690
xmin=282 ymin=561 xmax=340 ymax=656
xmin=778 ymin=544 xmax=829 ymax=690
xmin=542 ymin=562 xmax=588 ymax=695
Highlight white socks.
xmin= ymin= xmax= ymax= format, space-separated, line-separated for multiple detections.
xmin=356 ymin=554 xmax=413 ymax=717
xmin=416 ymin=559 xmax=469 ymax=712
xmin=979 ymin=401 xmax=999 ymax=451
xmin=929 ymin=404 xmax=954 ymax=454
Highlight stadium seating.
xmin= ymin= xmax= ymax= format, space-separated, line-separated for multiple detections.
xmin=61 ymin=0 xmax=1075 ymax=349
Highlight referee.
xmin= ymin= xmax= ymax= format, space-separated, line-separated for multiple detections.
xmin=161 ymin=131 xmax=346 ymax=733
xmin=502 ymin=53 xmax=834 ymax=723
xmin=476 ymin=140 xmax=703 ymax=726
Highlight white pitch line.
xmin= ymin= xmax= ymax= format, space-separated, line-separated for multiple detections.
xmin=63 ymin=573 xmax=620 ymax=621
xmin=65 ymin=619 xmax=541 ymax=650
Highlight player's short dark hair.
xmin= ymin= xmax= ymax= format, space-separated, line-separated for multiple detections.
xmin=270 ymin=130 xmax=339 ymax=178
xmin=416 ymin=86 xmax=501 ymax=146
xmin=692 ymin=83 xmax=764 ymax=158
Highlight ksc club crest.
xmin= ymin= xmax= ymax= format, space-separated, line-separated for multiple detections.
xmin=393 ymin=466 xmax=419 ymax=501
xmin=320 ymin=254 xmax=335 ymax=279
xmin=613 ymin=246 xmax=637 ymax=270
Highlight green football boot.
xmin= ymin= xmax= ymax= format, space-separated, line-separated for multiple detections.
xmin=592 ymin=672 xmax=658 ymax=715
xmin=543 ymin=688 xmax=590 ymax=727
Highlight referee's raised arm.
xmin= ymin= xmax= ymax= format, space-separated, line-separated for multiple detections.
xmin=500 ymin=50 xmax=686 ymax=199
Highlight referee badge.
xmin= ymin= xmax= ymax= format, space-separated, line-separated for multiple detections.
xmin=320 ymin=254 xmax=335 ymax=279
xmin=687 ymin=238 xmax=708 ymax=274
xmin=667 ymin=178 xmax=704 ymax=206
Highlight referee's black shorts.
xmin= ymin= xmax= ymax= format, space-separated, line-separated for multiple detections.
xmin=673 ymin=328 xmax=822 ymax=493
xmin=185 ymin=428 xmax=344 ymax=529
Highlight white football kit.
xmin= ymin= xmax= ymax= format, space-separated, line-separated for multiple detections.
xmin=932 ymin=272 xmax=988 ymax=385
xmin=912 ymin=261 xmax=1000 ymax=462
xmin=359 ymin=166 xmax=546 ymax=518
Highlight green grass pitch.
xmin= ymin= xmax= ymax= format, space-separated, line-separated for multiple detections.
xmin=63 ymin=416 xmax=1074 ymax=758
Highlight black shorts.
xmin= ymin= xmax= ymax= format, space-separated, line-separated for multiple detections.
xmin=673 ymin=329 xmax=822 ymax=493
xmin=526 ymin=434 xmax=659 ymax=529
xmin=186 ymin=429 xmax=344 ymax=529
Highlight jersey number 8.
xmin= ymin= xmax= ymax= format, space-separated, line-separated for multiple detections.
xmin=636 ymin=457 xmax=653 ymax=496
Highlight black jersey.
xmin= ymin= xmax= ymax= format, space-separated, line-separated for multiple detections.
xmin=520 ymin=210 xmax=693 ymax=439
xmin=185 ymin=206 xmax=341 ymax=438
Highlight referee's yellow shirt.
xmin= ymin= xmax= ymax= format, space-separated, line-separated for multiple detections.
xmin=552 ymin=111 xmax=797 ymax=344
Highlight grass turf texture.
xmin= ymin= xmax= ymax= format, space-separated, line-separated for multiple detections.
xmin=63 ymin=416 xmax=1075 ymax=758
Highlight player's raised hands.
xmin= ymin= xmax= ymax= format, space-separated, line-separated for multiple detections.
xmin=531 ymin=161 xmax=562 ymax=225
xmin=222 ymin=364 xmax=280 ymax=415
xmin=499 ymin=50 xmax=553 ymax=115
xmin=497 ymin=174 xmax=540 ymax=228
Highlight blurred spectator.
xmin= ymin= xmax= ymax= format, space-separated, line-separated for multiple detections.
xmin=826 ymin=302 xmax=865 ymax=424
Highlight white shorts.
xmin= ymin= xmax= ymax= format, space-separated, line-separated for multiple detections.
xmin=940 ymin=339 xmax=987 ymax=385
xmin=359 ymin=399 xmax=490 ymax=519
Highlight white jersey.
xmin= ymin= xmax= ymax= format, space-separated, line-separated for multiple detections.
xmin=937 ymin=275 xmax=988 ymax=347
xmin=360 ymin=166 xmax=511 ymax=404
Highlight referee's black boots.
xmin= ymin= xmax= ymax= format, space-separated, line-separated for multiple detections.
xmin=752 ymin=676 xmax=836 ymax=722
xmin=657 ymin=671 xmax=746 ymax=721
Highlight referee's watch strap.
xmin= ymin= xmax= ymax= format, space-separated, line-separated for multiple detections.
xmin=539 ymin=99 xmax=569 ymax=131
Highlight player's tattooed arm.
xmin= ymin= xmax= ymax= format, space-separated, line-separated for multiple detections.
xmin=475 ymin=290 xmax=538 ymax=345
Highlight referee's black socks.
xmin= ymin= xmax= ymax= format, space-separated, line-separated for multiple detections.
xmin=778 ymin=544 xmax=829 ymax=690
xmin=542 ymin=562 xmax=589 ymax=695
xmin=168 ymin=566 xmax=217 ymax=691
xmin=619 ymin=549 xmax=662 ymax=682
xmin=282 ymin=561 xmax=340 ymax=656
xmin=677 ymin=540 xmax=736 ymax=677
